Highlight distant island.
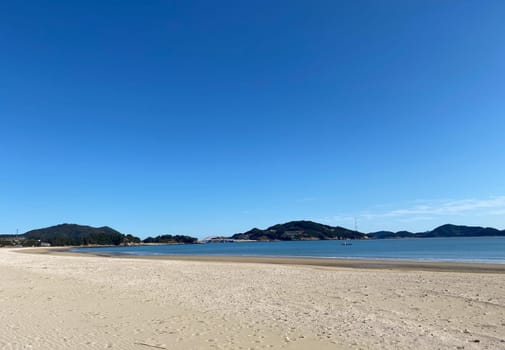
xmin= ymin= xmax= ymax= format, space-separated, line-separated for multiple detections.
xmin=143 ymin=234 xmax=198 ymax=244
xmin=1 ymin=221 xmax=504 ymax=247
xmin=231 ymin=220 xmax=363 ymax=241
xmin=229 ymin=220 xmax=505 ymax=241
xmin=367 ymin=223 xmax=505 ymax=239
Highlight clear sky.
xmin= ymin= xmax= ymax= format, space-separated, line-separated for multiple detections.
xmin=1 ymin=1 xmax=504 ymax=238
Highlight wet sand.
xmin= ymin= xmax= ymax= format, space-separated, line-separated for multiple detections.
xmin=2 ymin=247 xmax=505 ymax=349
xmin=24 ymin=246 xmax=505 ymax=273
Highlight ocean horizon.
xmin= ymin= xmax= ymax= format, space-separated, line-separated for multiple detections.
xmin=71 ymin=236 xmax=505 ymax=264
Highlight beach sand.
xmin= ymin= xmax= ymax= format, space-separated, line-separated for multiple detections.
xmin=1 ymin=248 xmax=504 ymax=349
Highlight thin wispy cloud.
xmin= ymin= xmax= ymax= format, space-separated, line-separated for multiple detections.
xmin=488 ymin=209 xmax=505 ymax=216
xmin=360 ymin=196 xmax=505 ymax=219
xmin=320 ymin=196 xmax=505 ymax=231
xmin=396 ymin=216 xmax=435 ymax=223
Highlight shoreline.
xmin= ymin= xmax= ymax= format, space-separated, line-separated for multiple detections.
xmin=3 ymin=247 xmax=505 ymax=349
xmin=17 ymin=246 xmax=505 ymax=273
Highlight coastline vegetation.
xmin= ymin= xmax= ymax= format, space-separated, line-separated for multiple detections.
xmin=143 ymin=234 xmax=198 ymax=244
xmin=0 ymin=224 xmax=197 ymax=247
xmin=1 ymin=221 xmax=504 ymax=248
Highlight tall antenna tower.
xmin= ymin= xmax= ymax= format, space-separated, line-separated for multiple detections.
xmin=354 ymin=217 xmax=358 ymax=232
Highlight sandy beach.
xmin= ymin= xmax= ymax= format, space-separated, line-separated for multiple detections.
xmin=1 ymin=248 xmax=505 ymax=349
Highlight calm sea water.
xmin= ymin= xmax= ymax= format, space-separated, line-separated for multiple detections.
xmin=71 ymin=237 xmax=505 ymax=263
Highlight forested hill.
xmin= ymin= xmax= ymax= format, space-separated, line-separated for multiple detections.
xmin=231 ymin=220 xmax=364 ymax=241
xmin=22 ymin=224 xmax=140 ymax=246
xmin=367 ymin=224 xmax=505 ymax=239
xmin=1 ymin=224 xmax=199 ymax=247
xmin=143 ymin=234 xmax=198 ymax=244
xmin=3 ymin=222 xmax=504 ymax=247
xmin=232 ymin=221 xmax=505 ymax=241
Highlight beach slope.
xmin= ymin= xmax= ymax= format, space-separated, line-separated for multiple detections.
xmin=1 ymin=248 xmax=504 ymax=349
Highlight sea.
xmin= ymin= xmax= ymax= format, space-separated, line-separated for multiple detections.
xmin=71 ymin=236 xmax=505 ymax=264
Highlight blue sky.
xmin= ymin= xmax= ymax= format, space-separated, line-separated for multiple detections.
xmin=1 ymin=1 xmax=504 ymax=238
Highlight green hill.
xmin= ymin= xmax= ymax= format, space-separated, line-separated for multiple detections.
xmin=22 ymin=223 xmax=140 ymax=246
xmin=418 ymin=224 xmax=504 ymax=237
xmin=231 ymin=220 xmax=364 ymax=241
xmin=143 ymin=234 xmax=197 ymax=244
xmin=367 ymin=224 xmax=505 ymax=239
